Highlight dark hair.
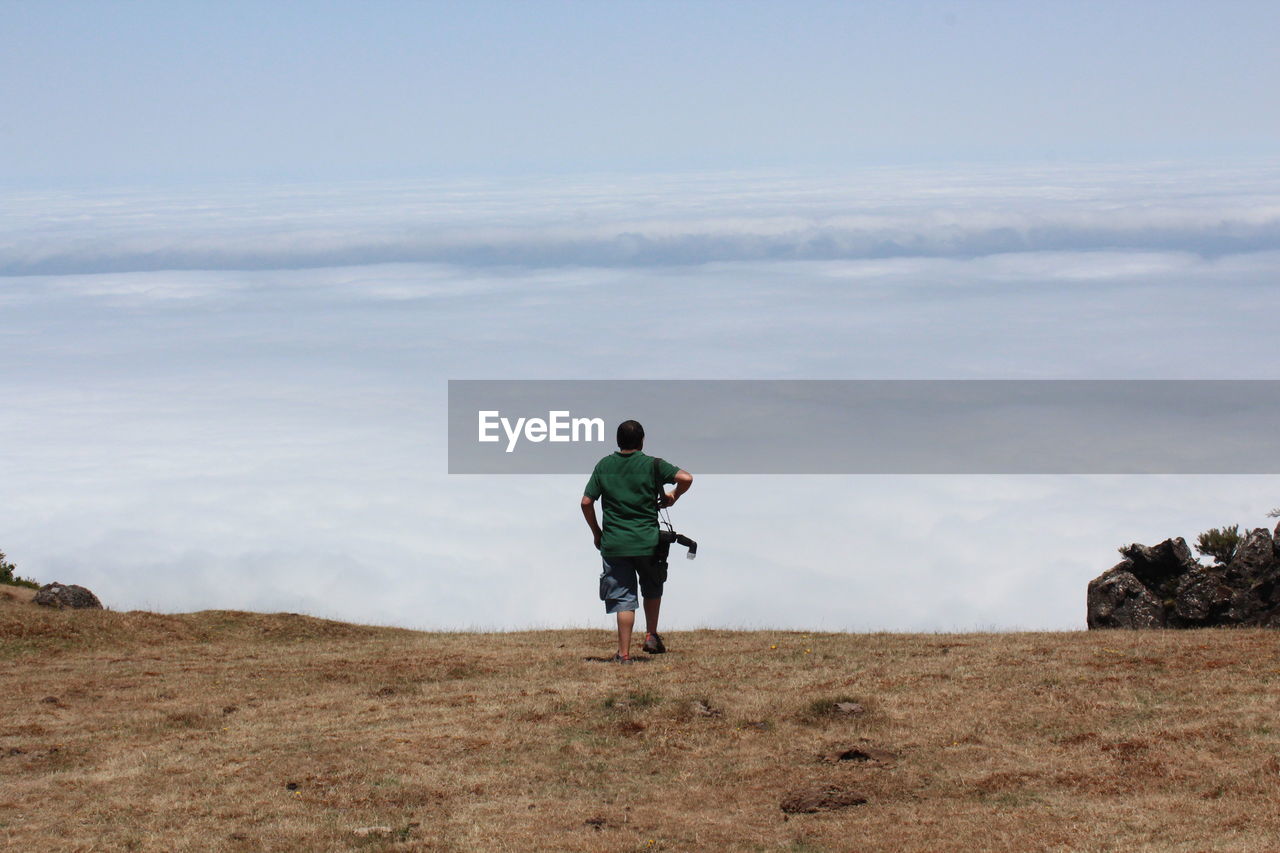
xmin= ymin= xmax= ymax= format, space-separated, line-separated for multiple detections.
xmin=616 ymin=420 xmax=645 ymax=450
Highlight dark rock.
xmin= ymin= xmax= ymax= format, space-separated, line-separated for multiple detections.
xmin=32 ymin=583 xmax=102 ymax=610
xmin=1118 ymin=538 xmax=1197 ymax=591
xmin=1087 ymin=568 xmax=1165 ymax=629
xmin=1089 ymin=529 xmax=1280 ymax=629
xmin=1223 ymin=528 xmax=1280 ymax=625
xmin=1171 ymin=568 xmax=1233 ymax=626
xmin=1232 ymin=528 xmax=1275 ymax=578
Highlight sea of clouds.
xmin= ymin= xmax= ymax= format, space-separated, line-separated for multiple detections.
xmin=3 ymin=161 xmax=1279 ymax=631
xmin=7 ymin=160 xmax=1280 ymax=275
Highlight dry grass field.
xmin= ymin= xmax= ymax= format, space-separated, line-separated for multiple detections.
xmin=4 ymin=585 xmax=1280 ymax=852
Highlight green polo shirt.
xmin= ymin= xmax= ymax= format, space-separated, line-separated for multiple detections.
xmin=584 ymin=451 xmax=680 ymax=557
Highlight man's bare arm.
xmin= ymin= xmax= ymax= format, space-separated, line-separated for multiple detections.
xmin=661 ymin=469 xmax=693 ymax=507
xmin=580 ymin=495 xmax=602 ymax=550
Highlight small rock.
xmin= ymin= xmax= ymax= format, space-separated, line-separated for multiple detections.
xmin=833 ymin=702 xmax=865 ymax=716
xmin=352 ymin=826 xmax=393 ymax=838
xmin=780 ymin=786 xmax=868 ymax=814
xmin=32 ymin=583 xmax=103 ymax=610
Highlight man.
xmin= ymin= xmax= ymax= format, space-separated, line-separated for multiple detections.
xmin=580 ymin=420 xmax=693 ymax=663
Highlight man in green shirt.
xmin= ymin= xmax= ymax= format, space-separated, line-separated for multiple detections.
xmin=581 ymin=420 xmax=693 ymax=663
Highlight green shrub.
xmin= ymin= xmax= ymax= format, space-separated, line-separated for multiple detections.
xmin=0 ymin=550 xmax=39 ymax=590
xmin=1195 ymin=525 xmax=1241 ymax=566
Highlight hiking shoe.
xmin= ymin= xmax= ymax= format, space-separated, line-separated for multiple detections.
xmin=612 ymin=654 xmax=633 ymax=665
xmin=642 ymin=633 xmax=666 ymax=654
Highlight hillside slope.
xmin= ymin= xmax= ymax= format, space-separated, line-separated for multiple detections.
xmin=3 ymin=595 xmax=1278 ymax=851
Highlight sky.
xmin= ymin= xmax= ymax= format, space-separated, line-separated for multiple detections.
xmin=4 ymin=1 xmax=1280 ymax=185
xmin=2 ymin=2 xmax=1279 ymax=631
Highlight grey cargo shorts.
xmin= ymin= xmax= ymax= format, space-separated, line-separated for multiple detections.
xmin=598 ymin=553 xmax=666 ymax=614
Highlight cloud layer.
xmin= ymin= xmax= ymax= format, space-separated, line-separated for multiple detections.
xmin=4 ymin=161 xmax=1280 ymax=275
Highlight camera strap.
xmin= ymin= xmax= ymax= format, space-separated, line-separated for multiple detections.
xmin=652 ymin=456 xmax=674 ymax=532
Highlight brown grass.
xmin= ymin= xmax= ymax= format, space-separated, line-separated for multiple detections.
xmin=3 ymin=592 xmax=1280 ymax=851
xmin=0 ymin=583 xmax=35 ymax=605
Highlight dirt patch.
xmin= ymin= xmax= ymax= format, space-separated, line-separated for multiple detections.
xmin=822 ymin=745 xmax=898 ymax=767
xmin=163 ymin=709 xmax=218 ymax=729
xmin=1056 ymin=731 xmax=1099 ymax=746
xmin=973 ymin=770 xmax=1043 ymax=795
xmin=602 ymin=691 xmax=661 ymax=712
xmin=780 ymin=785 xmax=868 ymax=814
xmin=1099 ymin=739 xmax=1149 ymax=762
xmin=801 ymin=696 xmax=870 ymax=723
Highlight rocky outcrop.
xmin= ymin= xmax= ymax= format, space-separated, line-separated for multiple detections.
xmin=32 ymin=582 xmax=103 ymax=610
xmin=1088 ymin=524 xmax=1280 ymax=629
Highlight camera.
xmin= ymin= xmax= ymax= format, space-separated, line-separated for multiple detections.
xmin=656 ymin=527 xmax=698 ymax=565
